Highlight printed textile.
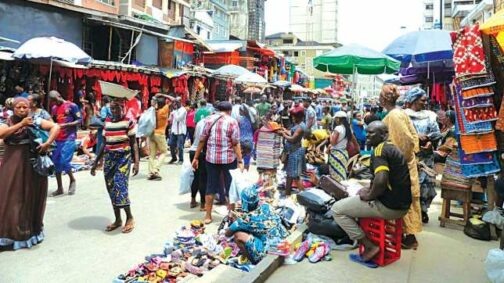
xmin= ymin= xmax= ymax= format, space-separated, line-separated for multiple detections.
xmin=453 ymin=23 xmax=488 ymax=79
xmin=463 ymin=106 xmax=498 ymax=123
xmin=459 ymin=132 xmax=497 ymax=154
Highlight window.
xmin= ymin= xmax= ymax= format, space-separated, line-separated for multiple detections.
xmin=425 ymin=4 xmax=433 ymax=9
xmin=283 ymin=39 xmax=293 ymax=44
xmin=168 ymin=0 xmax=172 ymax=10
xmin=134 ymin=0 xmax=145 ymax=7
xmin=232 ymin=0 xmax=238 ymax=7
xmin=444 ymin=3 xmax=452 ymax=9
xmin=196 ymin=26 xmax=201 ymax=35
xmin=294 ymin=51 xmax=299 ymax=57
xmin=425 ymin=16 xmax=433 ymax=23
xmin=98 ymin=0 xmax=114 ymax=4
xmin=300 ymin=51 xmax=305 ymax=56
xmin=152 ymin=0 xmax=162 ymax=9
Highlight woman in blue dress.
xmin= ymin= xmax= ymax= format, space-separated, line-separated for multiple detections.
xmin=238 ymin=105 xmax=255 ymax=171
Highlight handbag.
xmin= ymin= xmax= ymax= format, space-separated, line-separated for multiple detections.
xmin=31 ymin=154 xmax=55 ymax=177
xmin=318 ymin=175 xmax=349 ymax=200
xmin=27 ymin=126 xmax=55 ymax=176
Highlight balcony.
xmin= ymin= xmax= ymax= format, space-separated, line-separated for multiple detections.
xmin=55 ymin=0 xmax=75 ymax=4
xmin=452 ymin=3 xmax=476 ymax=17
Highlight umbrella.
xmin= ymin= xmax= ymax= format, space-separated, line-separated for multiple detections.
xmin=99 ymin=81 xmax=138 ymax=100
xmin=243 ymin=86 xmax=262 ymax=94
xmin=13 ymin=36 xmax=92 ymax=64
xmin=289 ymin=84 xmax=306 ymax=92
xmin=213 ymin=64 xmax=250 ymax=77
xmin=13 ymin=37 xmax=92 ymax=98
xmin=313 ymin=44 xmax=400 ymax=75
xmin=383 ymin=30 xmax=454 ymax=64
xmin=0 ymin=36 xmax=20 ymax=44
xmin=272 ymin=80 xmax=291 ymax=88
xmin=234 ymin=72 xmax=267 ymax=84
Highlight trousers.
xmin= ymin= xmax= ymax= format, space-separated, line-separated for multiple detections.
xmin=148 ymin=134 xmax=167 ymax=175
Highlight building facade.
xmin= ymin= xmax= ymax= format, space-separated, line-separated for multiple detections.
xmin=289 ymin=0 xmax=338 ymax=44
xmin=191 ymin=0 xmax=230 ymax=40
xmin=227 ymin=0 xmax=249 ymax=39
xmin=265 ymin=32 xmax=300 ymax=47
xmin=451 ymin=0 xmax=483 ymax=30
xmin=460 ymin=0 xmax=494 ymax=27
xmin=191 ymin=10 xmax=214 ymax=40
xmin=247 ymin=0 xmax=266 ymax=41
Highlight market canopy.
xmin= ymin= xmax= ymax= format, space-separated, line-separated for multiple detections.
xmin=383 ymin=30 xmax=454 ymax=64
xmin=13 ymin=36 xmax=92 ymax=64
xmin=313 ymin=44 xmax=400 ymax=75
xmin=212 ymin=64 xmax=250 ymax=77
xmin=480 ymin=9 xmax=504 ymax=35
xmin=234 ymin=72 xmax=267 ymax=84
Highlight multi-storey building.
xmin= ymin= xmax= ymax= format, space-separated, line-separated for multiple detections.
xmin=265 ymin=32 xmax=300 ymax=47
xmin=191 ymin=0 xmax=230 ymax=40
xmin=460 ymin=0 xmax=494 ymax=27
xmin=227 ymin=0 xmax=249 ymax=40
xmin=423 ymin=0 xmax=435 ymax=29
xmin=247 ymin=0 xmax=266 ymax=41
xmin=452 ymin=0 xmax=483 ymax=30
xmin=289 ymin=0 xmax=338 ymax=44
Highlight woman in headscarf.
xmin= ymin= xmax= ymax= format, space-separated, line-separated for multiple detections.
xmin=0 ymin=97 xmax=60 ymax=250
xmin=280 ymin=105 xmax=307 ymax=196
xmin=91 ymin=99 xmax=139 ymax=234
xmin=328 ymin=111 xmax=351 ymax=182
xmin=404 ymin=87 xmax=442 ymax=225
xmin=379 ymin=84 xmax=422 ymax=249
xmin=435 ymin=110 xmax=457 ymax=163
xmin=28 ymin=93 xmax=52 ymax=121
xmin=238 ymin=104 xmax=255 ymax=171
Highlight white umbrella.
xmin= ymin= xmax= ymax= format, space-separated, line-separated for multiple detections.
xmin=289 ymin=84 xmax=306 ymax=93
xmin=213 ymin=64 xmax=250 ymax=77
xmin=13 ymin=37 xmax=92 ymax=96
xmin=234 ymin=72 xmax=267 ymax=84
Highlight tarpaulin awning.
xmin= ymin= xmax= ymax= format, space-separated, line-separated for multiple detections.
xmin=247 ymin=46 xmax=275 ymax=56
xmin=161 ymin=69 xmax=188 ymax=79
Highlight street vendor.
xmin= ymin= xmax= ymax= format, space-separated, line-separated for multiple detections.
xmin=77 ymin=127 xmax=98 ymax=160
xmin=331 ymin=121 xmax=411 ymax=262
xmin=225 ymin=186 xmax=289 ymax=264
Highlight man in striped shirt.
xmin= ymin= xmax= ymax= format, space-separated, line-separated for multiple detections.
xmin=191 ymin=101 xmax=243 ymax=224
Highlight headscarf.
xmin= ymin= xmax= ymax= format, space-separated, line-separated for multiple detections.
xmin=380 ymin=84 xmax=400 ymax=105
xmin=404 ymin=87 xmax=426 ymax=104
xmin=13 ymin=97 xmax=29 ymax=108
xmin=240 ymin=185 xmax=259 ymax=212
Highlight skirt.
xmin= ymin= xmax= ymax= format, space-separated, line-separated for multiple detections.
xmin=104 ymin=150 xmax=132 ymax=207
xmin=286 ymin=147 xmax=305 ymax=178
xmin=0 ymin=144 xmax=47 ymax=250
xmin=329 ymin=148 xmax=349 ymax=182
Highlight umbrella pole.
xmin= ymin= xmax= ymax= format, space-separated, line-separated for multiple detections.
xmin=46 ymin=58 xmax=53 ymax=111
xmin=350 ymin=64 xmax=357 ymax=118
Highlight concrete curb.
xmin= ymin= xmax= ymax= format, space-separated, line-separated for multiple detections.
xmin=190 ymin=224 xmax=307 ymax=283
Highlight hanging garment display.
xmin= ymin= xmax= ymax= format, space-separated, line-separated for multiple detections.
xmin=453 ymin=24 xmax=488 ymax=79
xmin=459 ymin=132 xmax=498 ymax=154
xmin=463 ymin=106 xmax=498 ymax=123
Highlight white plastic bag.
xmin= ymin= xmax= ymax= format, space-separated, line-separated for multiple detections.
xmin=483 ymin=209 xmax=504 ymax=230
xmin=136 ymin=107 xmax=156 ymax=138
xmin=179 ymin=162 xmax=194 ymax=195
xmin=229 ymin=169 xmax=256 ymax=204
xmin=485 ymin=248 xmax=504 ymax=283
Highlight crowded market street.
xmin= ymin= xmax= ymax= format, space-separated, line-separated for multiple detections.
xmin=0 ymin=156 xmax=495 ymax=283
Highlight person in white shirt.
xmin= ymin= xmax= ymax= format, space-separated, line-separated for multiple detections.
xmin=169 ymin=100 xmax=187 ymax=164
xmin=231 ymin=97 xmax=242 ymax=121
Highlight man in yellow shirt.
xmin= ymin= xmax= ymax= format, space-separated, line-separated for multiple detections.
xmin=148 ymin=94 xmax=171 ymax=181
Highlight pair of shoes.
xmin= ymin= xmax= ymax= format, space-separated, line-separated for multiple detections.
xmin=293 ymin=240 xmax=312 ymax=262
xmin=422 ymin=211 xmax=429 ymax=224
xmin=168 ymin=159 xmax=178 ymax=164
xmin=401 ymin=234 xmax=419 ymax=250
xmin=148 ymin=173 xmax=162 ymax=181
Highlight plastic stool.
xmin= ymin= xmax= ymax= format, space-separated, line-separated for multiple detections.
xmin=359 ymin=218 xmax=402 ymax=267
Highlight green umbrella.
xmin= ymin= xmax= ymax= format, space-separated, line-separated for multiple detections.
xmin=313 ymin=44 xmax=400 ymax=75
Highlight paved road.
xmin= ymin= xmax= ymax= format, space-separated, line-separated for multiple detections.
xmin=0 ymin=156 xmax=224 ymax=283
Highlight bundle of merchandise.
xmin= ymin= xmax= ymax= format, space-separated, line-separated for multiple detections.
xmin=451 ymin=23 xmax=501 ymax=178
xmin=256 ymin=127 xmax=281 ymax=169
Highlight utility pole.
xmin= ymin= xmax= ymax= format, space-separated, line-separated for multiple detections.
xmin=440 ymin=0 xmax=444 ymax=29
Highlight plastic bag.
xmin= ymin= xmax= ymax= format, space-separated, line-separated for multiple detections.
xmin=179 ymin=162 xmax=194 ymax=195
xmin=483 ymin=208 xmax=504 ymax=230
xmin=31 ymin=154 xmax=55 ymax=177
xmin=485 ymin=249 xmax=504 ymax=283
xmin=136 ymin=107 xmax=156 ymax=138
xmin=229 ymin=169 xmax=256 ymax=204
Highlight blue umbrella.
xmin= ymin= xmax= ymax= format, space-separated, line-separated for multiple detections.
xmin=383 ymin=30 xmax=453 ymax=63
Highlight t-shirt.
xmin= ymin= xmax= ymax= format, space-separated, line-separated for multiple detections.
xmin=256 ymin=102 xmax=271 ymax=117
xmin=371 ymin=141 xmax=412 ymax=210
xmin=51 ymin=101 xmax=81 ymax=141
xmin=103 ymin=117 xmax=136 ymax=151
xmin=352 ymin=119 xmax=366 ymax=142
xmin=155 ymin=104 xmax=170 ymax=135
xmin=186 ymin=109 xmax=196 ymax=128
xmin=80 ymin=134 xmax=97 ymax=149
xmin=194 ymin=107 xmax=211 ymax=124
xmin=305 ymin=106 xmax=317 ymax=131
xmin=332 ymin=125 xmax=347 ymax=150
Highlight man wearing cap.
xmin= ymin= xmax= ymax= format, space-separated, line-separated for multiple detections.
xmin=302 ymin=97 xmax=317 ymax=131
xmin=192 ymin=101 xmax=243 ymax=224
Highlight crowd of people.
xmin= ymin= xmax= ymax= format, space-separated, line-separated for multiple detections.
xmin=0 ymin=82 xmax=469 ymax=266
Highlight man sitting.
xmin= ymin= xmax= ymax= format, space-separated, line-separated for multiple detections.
xmin=331 ymin=121 xmax=412 ymax=261
xmin=225 ymin=186 xmax=289 ymax=264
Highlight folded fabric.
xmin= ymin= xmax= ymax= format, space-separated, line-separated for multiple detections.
xmin=461 ymin=158 xmax=501 ymax=178
xmin=461 ymin=87 xmax=494 ymax=99
xmin=453 ymin=23 xmax=488 ymax=79
xmin=463 ymin=106 xmax=498 ymax=123
xmin=461 ymin=96 xmax=494 ymax=109
xmin=458 ymin=151 xmax=496 ymax=165
xmin=460 ymin=75 xmax=495 ymax=90
xmin=459 ymin=132 xmax=497 ymax=154
xmin=454 ymin=89 xmax=493 ymax=134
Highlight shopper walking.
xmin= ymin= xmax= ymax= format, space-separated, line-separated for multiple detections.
xmin=148 ymin=94 xmax=170 ymax=180
xmin=169 ymin=100 xmax=187 ymax=164
xmin=0 ymin=97 xmax=59 ymax=250
xmin=91 ymin=99 xmax=139 ymax=234
xmin=191 ymin=101 xmax=243 ymax=224
xmin=49 ymin=90 xmax=81 ymax=196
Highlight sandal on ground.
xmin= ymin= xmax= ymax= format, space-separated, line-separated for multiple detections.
xmin=190 ymin=201 xmax=199 ymax=209
xmin=50 ymin=190 xmax=64 ymax=197
xmin=106 ymin=222 xmax=122 ymax=232
xmin=68 ymin=182 xmax=76 ymax=195
xmin=122 ymin=220 xmax=135 ymax=233
xmin=204 ymin=218 xmax=213 ymax=225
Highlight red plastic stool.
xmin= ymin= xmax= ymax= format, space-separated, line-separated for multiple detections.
xmin=359 ymin=218 xmax=402 ymax=266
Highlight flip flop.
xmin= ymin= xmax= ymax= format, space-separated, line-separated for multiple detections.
xmin=204 ymin=218 xmax=213 ymax=225
xmin=349 ymin=254 xmax=379 ymax=268
xmin=190 ymin=202 xmax=199 ymax=209
xmin=106 ymin=222 xmax=122 ymax=232
xmin=68 ymin=182 xmax=76 ymax=195
xmin=122 ymin=220 xmax=135 ymax=233
xmin=50 ymin=190 xmax=64 ymax=197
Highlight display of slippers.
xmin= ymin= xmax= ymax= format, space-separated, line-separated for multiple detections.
xmin=308 ymin=242 xmax=329 ymax=263
xmin=293 ymin=239 xmax=312 ymax=262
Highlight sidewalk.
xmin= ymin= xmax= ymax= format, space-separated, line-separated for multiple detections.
xmin=267 ymin=193 xmax=495 ymax=283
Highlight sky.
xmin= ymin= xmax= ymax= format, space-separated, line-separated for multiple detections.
xmin=265 ymin=0 xmax=425 ymax=51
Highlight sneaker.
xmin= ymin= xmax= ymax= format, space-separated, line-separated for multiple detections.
xmin=422 ymin=211 xmax=429 ymax=224
xmin=293 ymin=240 xmax=312 ymax=262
